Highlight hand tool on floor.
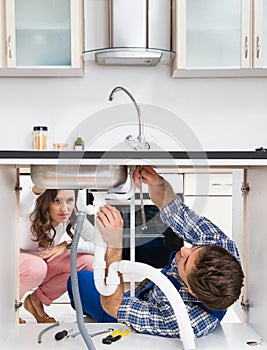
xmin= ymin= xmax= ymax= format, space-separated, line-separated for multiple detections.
xmin=102 ymin=328 xmax=131 ymax=344
xmin=69 ymin=327 xmax=115 ymax=339
xmin=55 ymin=327 xmax=115 ymax=341
xmin=54 ymin=328 xmax=73 ymax=341
xmin=37 ymin=321 xmax=60 ymax=344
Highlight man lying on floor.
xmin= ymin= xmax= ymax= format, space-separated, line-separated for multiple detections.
xmin=67 ymin=165 xmax=244 ymax=338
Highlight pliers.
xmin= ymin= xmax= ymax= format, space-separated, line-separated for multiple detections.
xmin=102 ymin=328 xmax=131 ymax=344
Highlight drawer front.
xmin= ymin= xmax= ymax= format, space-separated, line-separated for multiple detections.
xmin=184 ymin=173 xmax=232 ymax=196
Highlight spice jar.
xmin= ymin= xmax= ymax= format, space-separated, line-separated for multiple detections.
xmin=33 ymin=126 xmax=48 ymax=150
xmin=74 ymin=137 xmax=84 ymax=151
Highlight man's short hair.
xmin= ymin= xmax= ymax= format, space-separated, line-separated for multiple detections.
xmin=187 ymin=245 xmax=244 ymax=311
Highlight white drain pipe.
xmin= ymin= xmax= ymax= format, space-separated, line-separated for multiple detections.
xmin=93 ymin=229 xmax=119 ymax=296
xmin=105 ymin=260 xmax=196 ymax=350
xmin=93 ymin=234 xmax=196 ymax=349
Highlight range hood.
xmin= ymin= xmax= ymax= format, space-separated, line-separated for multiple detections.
xmin=95 ymin=49 xmax=163 ymax=66
xmin=84 ymin=0 xmax=174 ymax=66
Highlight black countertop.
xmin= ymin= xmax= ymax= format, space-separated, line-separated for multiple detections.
xmin=1 ymin=150 xmax=267 ymax=159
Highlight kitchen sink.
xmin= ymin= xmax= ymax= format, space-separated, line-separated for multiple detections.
xmin=30 ymin=164 xmax=128 ymax=189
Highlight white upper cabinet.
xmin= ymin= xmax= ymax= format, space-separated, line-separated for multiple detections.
xmin=0 ymin=0 xmax=84 ymax=77
xmin=0 ymin=2 xmax=3 ymax=68
xmin=254 ymin=0 xmax=267 ymax=68
xmin=172 ymin=0 xmax=267 ymax=78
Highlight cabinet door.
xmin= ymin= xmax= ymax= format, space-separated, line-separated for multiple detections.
xmin=262 ymin=0 xmax=267 ymax=67
xmin=184 ymin=196 xmax=232 ymax=237
xmin=183 ymin=173 xmax=232 ymax=236
xmin=0 ymin=0 xmax=4 ymax=68
xmin=172 ymin=0 xmax=251 ymax=77
xmin=253 ymin=0 xmax=267 ymax=68
xmin=1 ymin=0 xmax=84 ymax=76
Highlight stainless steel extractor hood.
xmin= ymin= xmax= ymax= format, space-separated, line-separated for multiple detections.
xmin=86 ymin=0 xmax=173 ymax=66
xmin=95 ymin=49 xmax=163 ymax=66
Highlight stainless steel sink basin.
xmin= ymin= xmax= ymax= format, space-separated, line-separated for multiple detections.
xmin=30 ymin=164 xmax=128 ymax=189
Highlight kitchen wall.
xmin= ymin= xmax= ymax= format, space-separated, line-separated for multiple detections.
xmin=0 ymin=0 xmax=267 ymax=152
xmin=0 ymin=63 xmax=266 ymax=151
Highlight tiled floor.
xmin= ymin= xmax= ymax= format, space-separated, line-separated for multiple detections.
xmin=19 ymin=291 xmax=241 ymax=325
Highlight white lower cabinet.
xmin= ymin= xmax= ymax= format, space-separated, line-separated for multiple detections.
xmin=0 ymin=163 xmax=267 ymax=349
xmin=183 ymin=172 xmax=233 ymax=236
xmin=184 ymin=196 xmax=232 ymax=238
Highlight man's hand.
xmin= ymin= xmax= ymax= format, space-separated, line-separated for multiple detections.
xmin=133 ymin=166 xmax=175 ymax=209
xmin=133 ymin=165 xmax=164 ymax=187
xmin=96 ymin=205 xmax=123 ymax=249
xmin=96 ymin=205 xmax=124 ymax=319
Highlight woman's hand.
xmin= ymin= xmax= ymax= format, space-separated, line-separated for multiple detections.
xmin=96 ymin=205 xmax=123 ymax=249
xmin=38 ymin=242 xmax=68 ymax=262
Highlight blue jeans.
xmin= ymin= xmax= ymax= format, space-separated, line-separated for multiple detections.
xmin=67 ymin=270 xmax=117 ymax=322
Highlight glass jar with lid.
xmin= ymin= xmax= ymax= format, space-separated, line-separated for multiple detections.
xmin=33 ymin=126 xmax=48 ymax=150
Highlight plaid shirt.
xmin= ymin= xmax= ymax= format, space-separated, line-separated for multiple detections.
xmin=117 ymin=195 xmax=241 ymax=338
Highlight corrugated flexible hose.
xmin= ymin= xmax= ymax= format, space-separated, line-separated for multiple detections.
xmin=70 ymin=211 xmax=96 ymax=350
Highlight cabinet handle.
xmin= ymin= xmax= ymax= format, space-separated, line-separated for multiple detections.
xmin=212 ymin=183 xmax=232 ymax=187
xmin=8 ymin=35 xmax=12 ymax=59
xmin=244 ymin=36 xmax=248 ymax=59
xmin=256 ymin=36 xmax=260 ymax=59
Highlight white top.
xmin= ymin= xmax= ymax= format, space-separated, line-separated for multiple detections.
xmin=19 ymin=189 xmax=95 ymax=255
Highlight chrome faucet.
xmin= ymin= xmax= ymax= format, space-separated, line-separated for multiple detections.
xmin=108 ymin=86 xmax=150 ymax=150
